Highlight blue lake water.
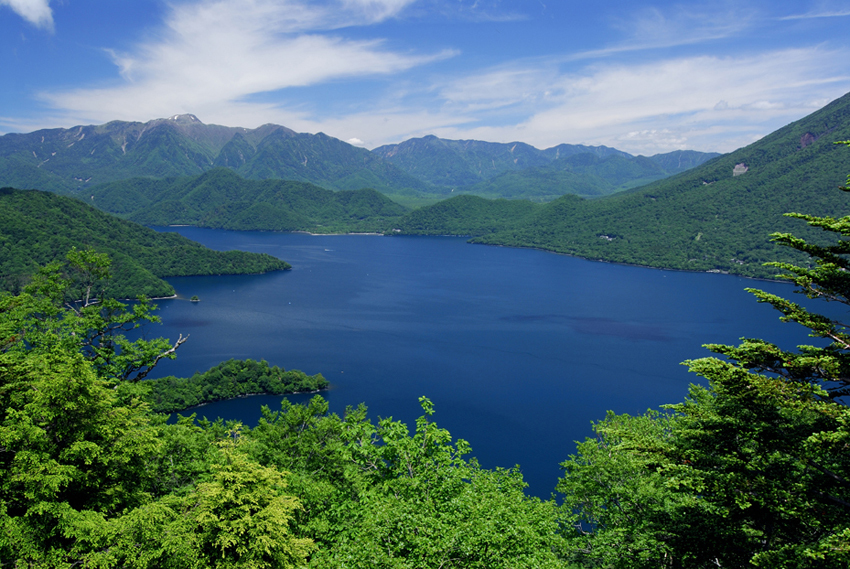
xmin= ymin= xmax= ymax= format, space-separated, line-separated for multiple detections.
xmin=146 ymin=227 xmax=820 ymax=496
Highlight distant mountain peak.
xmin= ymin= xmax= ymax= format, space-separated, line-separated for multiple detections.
xmin=166 ymin=113 xmax=203 ymax=124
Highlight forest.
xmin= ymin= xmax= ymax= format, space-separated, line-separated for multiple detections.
xmin=1 ymin=151 xmax=849 ymax=567
xmin=0 ymin=187 xmax=289 ymax=298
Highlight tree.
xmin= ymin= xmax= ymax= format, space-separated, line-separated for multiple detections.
xmin=18 ymin=247 xmax=186 ymax=384
xmin=557 ymin=143 xmax=850 ymax=568
xmin=308 ymin=397 xmax=565 ymax=569
xmin=0 ymin=251 xmax=310 ymax=568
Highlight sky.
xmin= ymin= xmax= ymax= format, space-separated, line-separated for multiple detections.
xmin=1 ymin=0 xmax=849 ymax=155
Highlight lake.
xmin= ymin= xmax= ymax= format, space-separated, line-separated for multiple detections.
xmin=147 ymin=227 xmax=816 ymax=496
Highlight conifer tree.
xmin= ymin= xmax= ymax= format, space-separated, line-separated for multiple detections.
xmin=558 ymin=143 xmax=850 ymax=568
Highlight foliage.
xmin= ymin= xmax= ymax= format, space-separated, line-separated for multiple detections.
xmin=0 ymin=250 xmax=571 ymax=568
xmin=557 ymin=145 xmax=850 ymax=568
xmin=0 ymin=187 xmax=289 ymax=298
xmin=121 ymin=358 xmax=328 ymax=414
xmin=248 ymin=396 xmax=566 ymax=569
xmin=393 ymin=194 xmax=541 ymax=236
xmin=10 ymin=248 xmax=186 ymax=384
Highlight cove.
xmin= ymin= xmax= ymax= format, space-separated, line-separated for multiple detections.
xmin=147 ymin=227 xmax=814 ymax=496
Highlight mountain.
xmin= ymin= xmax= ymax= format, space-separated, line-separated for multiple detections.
xmin=371 ymin=134 xmax=719 ymax=197
xmin=87 ymin=168 xmax=409 ymax=233
xmin=0 ymin=115 xmax=718 ymax=202
xmin=0 ymin=114 xmax=428 ymax=196
xmin=459 ymin=153 xmax=680 ymax=200
xmin=371 ymin=135 xmax=552 ymax=187
xmin=395 ymin=91 xmax=850 ymax=279
xmin=0 ymin=187 xmax=289 ymax=298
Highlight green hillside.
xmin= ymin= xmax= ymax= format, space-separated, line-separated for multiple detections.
xmin=396 ymin=91 xmax=850 ymax=278
xmin=392 ymin=194 xmax=540 ymax=235
xmin=460 ymin=153 xmax=679 ymax=200
xmin=371 ymin=135 xmax=551 ymax=187
xmin=0 ymin=114 xmax=717 ymax=203
xmin=88 ymin=168 xmax=409 ymax=233
xmin=0 ymin=187 xmax=289 ymax=298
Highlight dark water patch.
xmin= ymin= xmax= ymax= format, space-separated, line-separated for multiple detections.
xmin=500 ymin=314 xmax=671 ymax=341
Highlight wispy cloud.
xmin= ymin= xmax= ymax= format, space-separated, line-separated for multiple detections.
xmin=568 ymin=3 xmax=755 ymax=61
xmin=39 ymin=0 xmax=450 ymax=124
xmin=0 ymin=0 xmax=53 ymax=31
xmin=423 ymin=47 xmax=850 ymax=153
xmin=408 ymin=0 xmax=527 ymax=22
xmin=781 ymin=9 xmax=850 ymax=20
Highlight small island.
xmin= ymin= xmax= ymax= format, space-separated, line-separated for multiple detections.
xmin=118 ymin=358 xmax=328 ymax=414
xmin=190 ymin=295 xmax=200 ymax=302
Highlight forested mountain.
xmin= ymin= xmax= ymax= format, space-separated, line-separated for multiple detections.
xmin=0 ymin=114 xmax=428 ymax=196
xmin=396 ymin=91 xmax=850 ymax=278
xmin=87 ymin=168 xmax=408 ymax=233
xmin=0 ymin=114 xmax=715 ymax=202
xmin=372 ymin=134 xmax=719 ymax=197
xmin=0 ymin=187 xmax=288 ymax=298
xmin=459 ymin=152 xmax=684 ymax=199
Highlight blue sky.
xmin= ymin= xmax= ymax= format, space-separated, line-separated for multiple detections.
xmin=1 ymin=0 xmax=849 ymax=154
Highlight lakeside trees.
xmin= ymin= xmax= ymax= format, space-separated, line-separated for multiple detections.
xmin=557 ymin=143 xmax=850 ymax=568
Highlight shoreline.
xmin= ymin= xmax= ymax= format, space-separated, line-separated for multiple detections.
xmin=470 ymin=240 xmax=787 ymax=283
xmin=158 ymin=224 xmax=783 ymax=283
xmin=167 ymin=387 xmax=329 ymax=414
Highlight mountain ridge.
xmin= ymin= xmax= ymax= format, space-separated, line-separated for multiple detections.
xmin=371 ymin=134 xmax=719 ymax=193
xmin=0 ymin=114 xmax=717 ymax=200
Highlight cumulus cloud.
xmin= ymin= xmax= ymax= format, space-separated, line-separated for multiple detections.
xmin=1 ymin=0 xmax=53 ymax=30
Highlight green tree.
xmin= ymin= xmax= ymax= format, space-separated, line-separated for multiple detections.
xmin=310 ymin=397 xmax=564 ymax=569
xmin=557 ymin=144 xmax=850 ymax=568
xmin=0 ymin=252 xmax=311 ymax=568
xmin=21 ymin=248 xmax=187 ymax=383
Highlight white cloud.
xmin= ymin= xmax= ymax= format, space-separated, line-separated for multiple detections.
xmin=781 ymin=9 xmax=850 ymax=20
xmin=21 ymin=0 xmax=850 ymax=156
xmin=339 ymin=0 xmax=418 ymax=21
xmin=568 ymin=3 xmax=756 ymax=61
xmin=38 ymin=0 xmax=449 ymax=124
xmin=426 ymin=47 xmax=850 ymax=154
xmin=0 ymin=0 xmax=53 ymax=30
